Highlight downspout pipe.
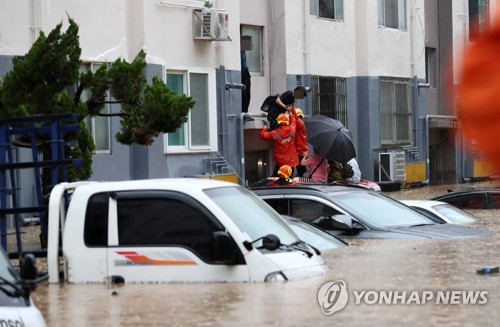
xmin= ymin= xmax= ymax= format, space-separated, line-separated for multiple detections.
xmin=424 ymin=114 xmax=430 ymax=186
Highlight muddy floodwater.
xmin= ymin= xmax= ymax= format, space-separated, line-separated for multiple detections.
xmin=27 ymin=181 xmax=500 ymax=326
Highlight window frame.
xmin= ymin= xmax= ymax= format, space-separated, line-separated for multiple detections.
xmin=469 ymin=0 xmax=490 ymax=40
xmin=377 ymin=0 xmax=407 ymax=31
xmin=114 ymin=190 xmax=225 ymax=262
xmin=380 ymin=77 xmax=412 ymax=146
xmin=163 ymin=67 xmax=217 ymax=154
xmin=81 ymin=62 xmax=112 ymax=155
xmin=310 ymin=0 xmax=344 ymax=21
xmin=425 ymin=47 xmax=437 ymax=88
xmin=240 ymin=25 xmax=264 ymax=75
xmin=311 ymin=76 xmax=348 ymax=128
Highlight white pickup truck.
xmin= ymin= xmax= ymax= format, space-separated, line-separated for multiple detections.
xmin=47 ymin=178 xmax=328 ymax=283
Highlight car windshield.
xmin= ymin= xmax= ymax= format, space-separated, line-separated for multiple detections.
xmin=433 ymin=204 xmax=478 ymax=224
xmin=0 ymin=249 xmax=17 ymax=285
xmin=0 ymin=248 xmax=22 ymax=299
xmin=204 ymin=186 xmax=298 ymax=246
xmin=287 ymin=220 xmax=346 ymax=250
xmin=328 ymin=191 xmax=435 ymax=228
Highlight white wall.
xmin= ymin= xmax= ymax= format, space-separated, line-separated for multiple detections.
xmin=0 ymin=0 xmax=239 ymax=68
xmin=240 ymin=0 xmax=272 ymax=111
xmin=144 ymin=0 xmax=240 ymax=70
xmin=0 ymin=0 xmax=33 ymax=54
xmin=284 ymin=0 xmax=426 ymax=79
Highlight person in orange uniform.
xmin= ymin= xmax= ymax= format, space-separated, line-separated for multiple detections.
xmin=259 ymin=110 xmax=299 ymax=177
xmin=293 ymin=107 xmax=309 ymax=177
xmin=266 ymin=165 xmax=296 ymax=186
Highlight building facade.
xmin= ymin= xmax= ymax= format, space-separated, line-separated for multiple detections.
xmin=0 ymin=0 xmax=498 ymax=211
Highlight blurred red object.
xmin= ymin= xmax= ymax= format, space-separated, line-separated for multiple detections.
xmin=458 ymin=10 xmax=500 ymax=170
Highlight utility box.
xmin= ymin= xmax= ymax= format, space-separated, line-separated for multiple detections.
xmin=379 ymin=152 xmax=406 ymax=182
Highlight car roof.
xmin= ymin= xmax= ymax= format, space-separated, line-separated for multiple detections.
xmin=250 ymin=183 xmax=371 ymax=194
xmin=68 ymin=178 xmax=237 ymax=193
xmin=433 ymin=187 xmax=500 ymax=198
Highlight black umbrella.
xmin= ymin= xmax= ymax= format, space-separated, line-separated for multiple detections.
xmin=304 ymin=115 xmax=356 ymax=164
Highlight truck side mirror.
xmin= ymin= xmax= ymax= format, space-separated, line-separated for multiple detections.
xmin=19 ymin=253 xmax=49 ymax=296
xmin=261 ymin=234 xmax=281 ymax=251
xmin=210 ymin=231 xmax=237 ymax=264
xmin=19 ymin=254 xmax=38 ymax=281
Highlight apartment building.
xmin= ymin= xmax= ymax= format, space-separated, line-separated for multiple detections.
xmin=241 ymin=0 xmax=498 ymax=186
xmin=0 ymin=0 xmax=498 ymax=205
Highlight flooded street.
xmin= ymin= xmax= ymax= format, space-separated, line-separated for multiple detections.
xmin=29 ymin=181 xmax=500 ymax=326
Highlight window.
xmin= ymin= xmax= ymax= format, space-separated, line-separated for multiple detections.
xmin=240 ymin=25 xmax=263 ymax=74
xmin=425 ymin=47 xmax=437 ymax=88
xmin=116 ymin=194 xmax=222 ymax=261
xmin=164 ymin=68 xmax=217 ymax=153
xmin=469 ymin=0 xmax=489 ymax=40
xmin=310 ymin=0 xmax=344 ymax=20
xmin=380 ymin=78 xmax=412 ymax=145
xmin=490 ymin=193 xmax=500 ymax=209
xmin=444 ymin=194 xmax=486 ymax=209
xmin=378 ymin=0 xmax=407 ymax=30
xmin=81 ymin=63 xmax=111 ymax=154
xmin=84 ymin=193 xmax=109 ymax=247
xmin=311 ymin=76 xmax=348 ymax=127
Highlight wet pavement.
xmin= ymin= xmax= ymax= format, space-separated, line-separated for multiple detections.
xmin=27 ymin=181 xmax=500 ymax=326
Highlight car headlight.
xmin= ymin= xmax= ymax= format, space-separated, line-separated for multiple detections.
xmin=265 ymin=271 xmax=287 ymax=282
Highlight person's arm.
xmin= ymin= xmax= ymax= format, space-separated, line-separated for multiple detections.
xmin=288 ymin=111 xmax=297 ymax=133
xmin=275 ymin=96 xmax=288 ymax=110
xmin=276 ymin=90 xmax=294 ymax=110
xmin=301 ymin=152 xmax=310 ymax=166
xmin=259 ymin=126 xmax=272 ymax=140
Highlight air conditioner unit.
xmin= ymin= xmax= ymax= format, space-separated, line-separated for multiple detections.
xmin=378 ymin=152 xmax=406 ymax=182
xmin=193 ymin=9 xmax=229 ymax=40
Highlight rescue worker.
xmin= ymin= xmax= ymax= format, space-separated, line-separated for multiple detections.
xmin=259 ymin=110 xmax=299 ymax=177
xmin=266 ymin=165 xmax=296 ymax=186
xmin=293 ymin=107 xmax=309 ymax=177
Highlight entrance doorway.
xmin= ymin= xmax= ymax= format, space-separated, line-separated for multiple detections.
xmin=429 ymin=128 xmax=457 ymax=185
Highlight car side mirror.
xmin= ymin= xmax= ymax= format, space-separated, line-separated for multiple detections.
xmin=19 ymin=254 xmax=38 ymax=281
xmin=332 ymin=214 xmax=353 ymax=230
xmin=210 ymin=231 xmax=237 ymax=264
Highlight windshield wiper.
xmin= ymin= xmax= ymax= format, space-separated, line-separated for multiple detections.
xmin=409 ymin=223 xmax=435 ymax=227
xmin=0 ymin=276 xmax=23 ymax=298
xmin=285 ymin=241 xmax=319 ymax=258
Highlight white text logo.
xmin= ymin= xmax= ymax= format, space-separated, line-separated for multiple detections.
xmin=318 ymin=281 xmax=488 ymax=315
xmin=317 ymin=280 xmax=349 ymax=315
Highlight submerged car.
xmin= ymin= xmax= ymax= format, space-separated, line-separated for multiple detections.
xmin=401 ymin=200 xmax=479 ymax=225
xmin=0 ymin=249 xmax=47 ymax=326
xmin=283 ymin=215 xmax=347 ymax=250
xmin=431 ymin=188 xmax=500 ymax=209
xmin=252 ymin=177 xmax=381 ymax=192
xmin=252 ymin=184 xmax=493 ymax=240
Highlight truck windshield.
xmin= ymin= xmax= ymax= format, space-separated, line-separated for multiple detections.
xmin=204 ymin=186 xmax=298 ymax=247
xmin=0 ymin=248 xmax=25 ymax=305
